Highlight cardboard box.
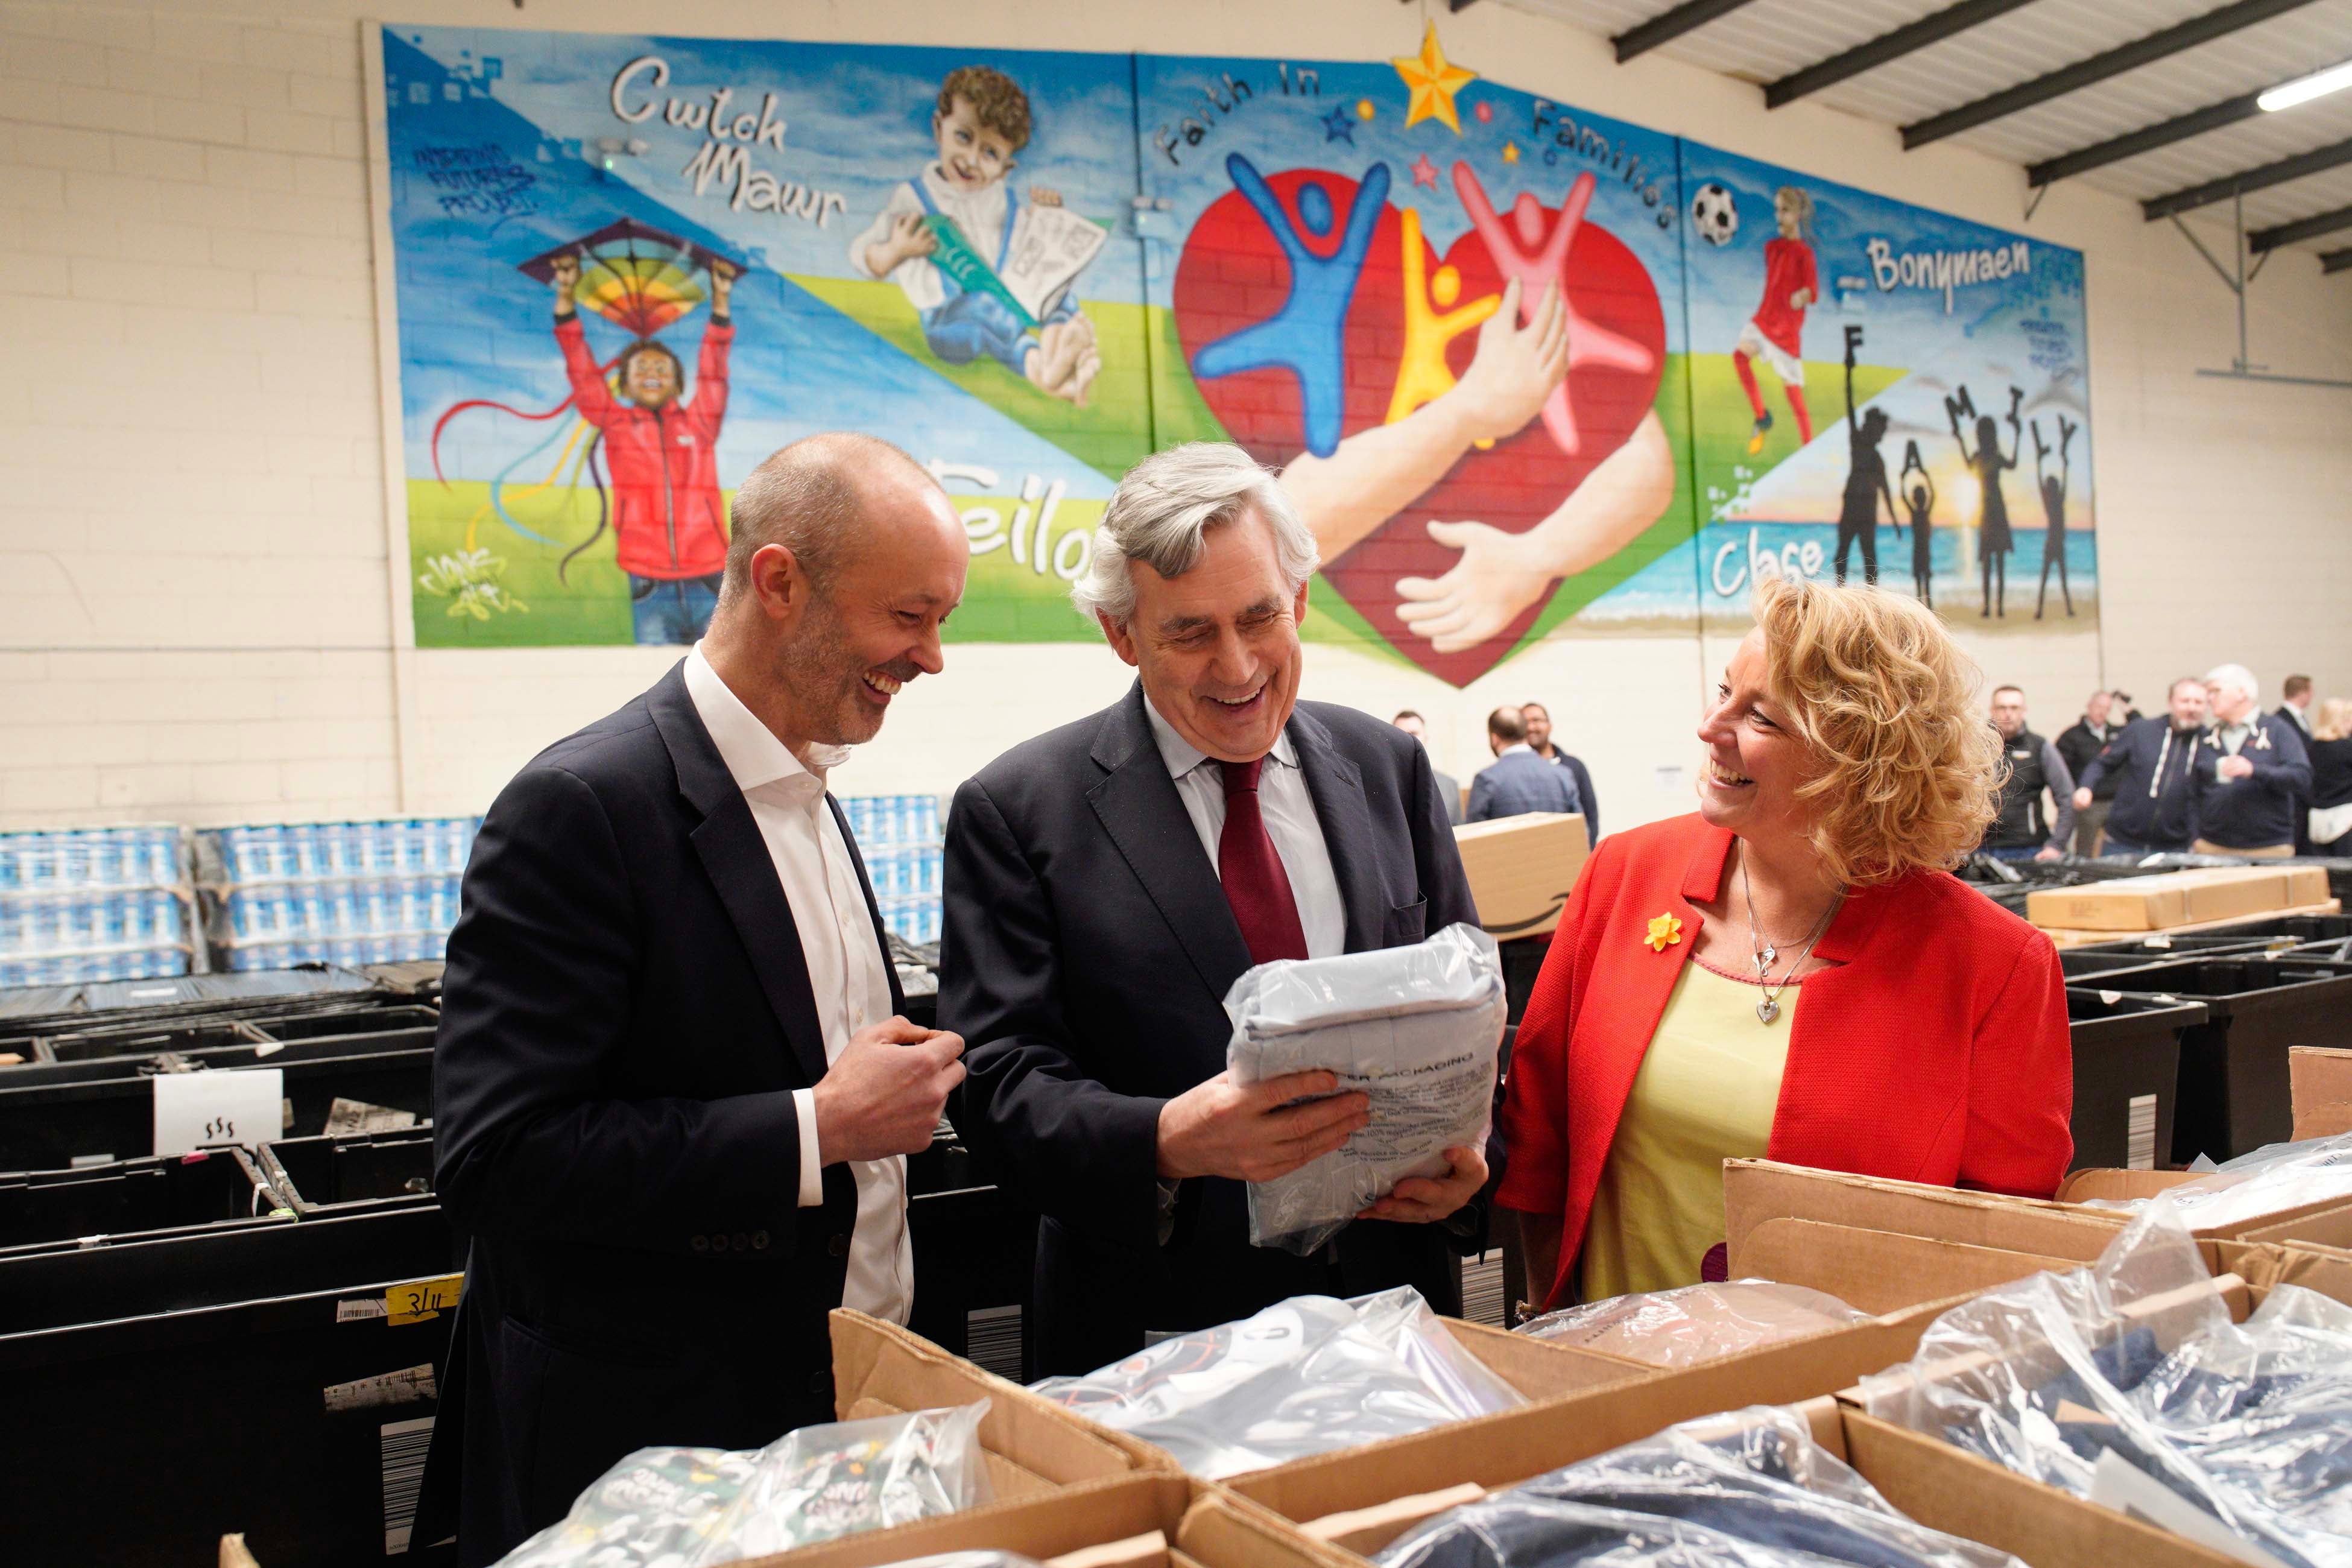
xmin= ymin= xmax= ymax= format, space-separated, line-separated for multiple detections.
xmin=2026 ymin=866 xmax=2298 ymax=932
xmin=1451 ymin=813 xmax=1588 ymax=940
xmin=829 ymin=1309 xmax=1174 ymax=1503
xmin=767 ymin=1472 xmax=1360 ymax=1568
xmin=1724 ymin=1159 xmax=2352 ymax=1274
xmin=2291 ymin=1046 xmax=2352 ymax=1139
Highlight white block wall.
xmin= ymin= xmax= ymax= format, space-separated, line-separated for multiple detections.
xmin=3 ymin=0 xmax=2350 ymax=831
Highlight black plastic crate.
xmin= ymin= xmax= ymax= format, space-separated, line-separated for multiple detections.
xmin=0 ymin=1206 xmax=460 ymax=1566
xmin=2065 ymin=990 xmax=2204 ymax=1169
xmin=0 ymin=1046 xmax=432 ymax=1173
xmin=2088 ymin=956 xmax=2352 ymax=1162
xmin=907 ymin=1124 xmax=1033 ymax=1383
xmin=0 ymin=966 xmax=385 ymax=1044
xmin=260 ymin=1130 xmax=436 ymax=1219
xmin=248 ymin=1004 xmax=441 ymax=1044
xmin=0 ymin=1146 xmax=268 ymax=1249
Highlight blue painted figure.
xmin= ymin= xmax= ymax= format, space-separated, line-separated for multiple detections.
xmin=1192 ymin=154 xmax=1391 ymax=459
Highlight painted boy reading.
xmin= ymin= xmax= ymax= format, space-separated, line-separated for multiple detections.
xmin=850 ymin=65 xmax=1102 ymax=403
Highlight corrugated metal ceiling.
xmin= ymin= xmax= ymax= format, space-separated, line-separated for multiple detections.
xmin=1506 ymin=0 xmax=2352 ymax=247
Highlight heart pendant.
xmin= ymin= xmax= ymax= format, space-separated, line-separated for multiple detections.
xmin=1756 ymin=996 xmax=1780 ymax=1025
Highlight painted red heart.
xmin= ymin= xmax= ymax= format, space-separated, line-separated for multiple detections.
xmin=1173 ymin=166 xmax=1666 ymax=686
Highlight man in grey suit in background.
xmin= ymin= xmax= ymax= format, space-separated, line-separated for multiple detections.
xmin=1392 ymin=710 xmax=1463 ymax=826
xmin=1467 ymin=706 xmax=1579 ymax=823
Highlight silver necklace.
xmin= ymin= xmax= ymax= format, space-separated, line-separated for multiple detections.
xmin=1737 ymin=855 xmax=1842 ymax=1025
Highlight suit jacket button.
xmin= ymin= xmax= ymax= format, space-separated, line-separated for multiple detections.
xmin=750 ymin=1230 xmax=770 ymax=1250
xmin=827 ymin=1233 xmax=850 ymax=1258
xmin=710 ymin=1233 xmax=729 ymax=1253
xmin=691 ymin=1234 xmax=709 ymax=1252
xmin=730 ymin=1232 xmax=750 ymax=1252
xmin=808 ymin=1370 xmax=832 ymax=1396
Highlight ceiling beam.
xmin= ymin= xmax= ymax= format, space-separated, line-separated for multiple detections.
xmin=1901 ymin=0 xmax=2322 ymax=149
xmin=2028 ymin=90 xmax=2266 ymax=186
xmin=1764 ymin=0 xmax=2041 ymax=110
xmin=2322 ymin=247 xmax=2352 ymax=271
xmin=1614 ymin=0 xmax=1762 ymax=63
xmin=2249 ymin=203 xmax=2352 ymax=249
xmin=2142 ymin=136 xmax=2352 ymax=219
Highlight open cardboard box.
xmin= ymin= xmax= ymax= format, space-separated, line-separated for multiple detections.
xmin=829 ymin=1309 xmax=1174 ymax=1506
xmin=751 ymin=1472 xmax=1359 ymax=1568
xmin=1724 ymin=1159 xmax=2352 ymax=1277
xmin=1832 ymin=1269 xmax=2269 ymax=1568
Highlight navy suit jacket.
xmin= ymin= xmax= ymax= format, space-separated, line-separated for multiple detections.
xmin=1548 ymin=751 xmax=1601 ymax=846
xmin=1468 ymin=747 xmax=1581 ymax=824
xmin=418 ymin=662 xmax=901 ymax=1565
xmin=940 ymin=684 xmax=1490 ymax=1376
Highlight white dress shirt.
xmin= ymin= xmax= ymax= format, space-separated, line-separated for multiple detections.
xmin=1143 ymin=697 xmax=1345 ymax=959
xmin=683 ymin=645 xmax=911 ymax=1324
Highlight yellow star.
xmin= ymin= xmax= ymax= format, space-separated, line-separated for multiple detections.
xmin=1393 ymin=21 xmax=1479 ymax=134
xmin=1643 ymin=913 xmax=1684 ymax=953
xmin=1502 ymin=141 xmax=1520 ymax=163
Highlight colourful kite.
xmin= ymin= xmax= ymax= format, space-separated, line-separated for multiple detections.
xmin=516 ymin=218 xmax=740 ymax=336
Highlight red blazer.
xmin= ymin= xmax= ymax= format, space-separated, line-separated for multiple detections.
xmin=1497 ymin=812 xmax=2073 ymax=1310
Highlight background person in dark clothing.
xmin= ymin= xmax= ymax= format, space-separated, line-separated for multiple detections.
xmin=1520 ymin=701 xmax=1599 ymax=846
xmin=2280 ymin=674 xmax=2315 ymax=852
xmin=2055 ymin=690 xmax=2125 ymax=856
xmin=2308 ymin=698 xmax=2352 ymax=856
xmin=1468 ymin=706 xmax=1581 ymax=823
xmin=2075 ymin=678 xmax=2207 ymax=858
xmin=2189 ymin=663 xmax=2310 ymax=858
xmin=1393 ymin=710 xmax=1464 ymax=826
xmin=1980 ymin=685 xmax=2073 ymax=861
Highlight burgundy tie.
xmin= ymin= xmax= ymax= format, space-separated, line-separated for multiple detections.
xmin=1218 ymin=757 xmax=1309 ymax=966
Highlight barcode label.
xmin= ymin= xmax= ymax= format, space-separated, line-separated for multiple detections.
xmin=964 ymin=1304 xmax=1023 ymax=1382
xmin=1461 ymin=1252 xmax=1507 ymax=1327
xmin=380 ymin=1414 xmax=434 ymax=1556
xmin=2127 ymin=1094 xmax=2159 ymax=1171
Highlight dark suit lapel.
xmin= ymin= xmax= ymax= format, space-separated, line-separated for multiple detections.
xmin=1289 ymin=706 xmax=1383 ymax=952
xmin=1086 ymin=683 xmax=1254 ymax=1002
xmin=646 ymin=661 xmax=832 ymax=1085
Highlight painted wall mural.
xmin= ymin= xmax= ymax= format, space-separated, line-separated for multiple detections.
xmin=377 ymin=23 xmax=2095 ymax=675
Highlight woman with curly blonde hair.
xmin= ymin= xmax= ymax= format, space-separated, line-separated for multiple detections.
xmin=1499 ymin=576 xmax=2072 ymax=1311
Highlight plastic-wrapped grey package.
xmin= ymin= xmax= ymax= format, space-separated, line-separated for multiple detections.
xmin=2076 ymin=1131 xmax=2352 ymax=1230
xmin=1224 ymin=922 xmax=1505 ymax=1255
xmin=1376 ymin=1403 xmax=2025 ymax=1568
xmin=1516 ymin=1279 xmax=1871 ymax=1368
xmin=490 ymin=1404 xmax=992 ymax=1568
xmin=1029 ymin=1285 xmax=1525 ymax=1479
xmin=1859 ymin=1206 xmax=2352 ymax=1568
xmin=874 ymin=1557 xmax=1047 ymax=1567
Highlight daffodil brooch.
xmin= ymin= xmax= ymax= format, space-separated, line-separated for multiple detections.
xmin=1644 ymin=913 xmax=1684 ymax=953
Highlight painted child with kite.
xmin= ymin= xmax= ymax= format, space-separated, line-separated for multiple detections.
xmin=550 ymin=239 xmax=735 ymax=645
xmin=851 ymin=64 xmax=1106 ymax=404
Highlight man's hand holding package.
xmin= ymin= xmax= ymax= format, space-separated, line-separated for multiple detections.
xmin=1359 ymin=1143 xmax=1488 ymax=1224
xmin=1156 ymin=1069 xmax=1370 ymax=1184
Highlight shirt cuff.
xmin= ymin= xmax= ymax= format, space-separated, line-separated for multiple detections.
xmin=793 ymin=1087 xmax=824 ymax=1208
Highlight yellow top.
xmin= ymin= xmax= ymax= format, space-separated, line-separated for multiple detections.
xmin=1578 ymin=959 xmax=1794 ymax=1302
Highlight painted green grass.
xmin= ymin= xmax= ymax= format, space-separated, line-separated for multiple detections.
xmin=1684 ymin=353 xmax=1907 ymax=523
xmin=409 ymin=480 xmax=634 ymax=648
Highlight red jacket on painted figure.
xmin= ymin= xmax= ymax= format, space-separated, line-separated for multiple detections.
xmin=557 ymin=315 xmax=733 ymax=580
xmin=1497 ymin=812 xmax=2073 ymax=1311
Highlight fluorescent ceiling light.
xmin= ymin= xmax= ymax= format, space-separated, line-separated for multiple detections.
xmin=2259 ymin=60 xmax=2352 ymax=113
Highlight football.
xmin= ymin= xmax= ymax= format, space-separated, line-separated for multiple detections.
xmin=1690 ymin=182 xmax=1739 ymax=247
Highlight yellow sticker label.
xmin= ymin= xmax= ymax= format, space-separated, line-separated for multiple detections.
xmin=385 ymin=1274 xmax=464 ymax=1326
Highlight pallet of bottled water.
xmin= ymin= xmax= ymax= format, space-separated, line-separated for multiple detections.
xmin=197 ymin=818 xmax=481 ymax=972
xmin=877 ymin=895 xmax=943 ymax=946
xmin=839 ymin=794 xmax=941 ymax=847
xmin=0 ymin=826 xmax=196 ymax=985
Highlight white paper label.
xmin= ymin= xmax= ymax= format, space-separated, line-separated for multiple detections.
xmin=323 ymin=1362 xmax=437 ymax=1414
xmin=2089 ymin=1450 xmax=2290 ymax=1568
xmin=152 ymin=1068 xmax=283 ymax=1155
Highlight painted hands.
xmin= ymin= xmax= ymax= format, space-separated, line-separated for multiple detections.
xmin=1449 ymin=278 xmax=1568 ymax=445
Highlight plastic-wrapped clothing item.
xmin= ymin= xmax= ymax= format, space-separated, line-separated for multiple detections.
xmin=873 ymin=1556 xmax=1048 ymax=1567
xmin=1029 ymin=1286 xmax=1524 ymax=1479
xmin=490 ymin=1447 xmax=759 ymax=1567
xmin=2076 ymin=1131 xmax=2352 ymax=1231
xmin=492 ymin=1404 xmax=991 ymax=1567
xmin=1375 ymin=1404 xmax=2025 ymax=1568
xmin=1517 ymin=1280 xmax=1871 ymax=1368
xmin=1225 ymin=922 xmax=1505 ymax=1254
xmin=1859 ymin=1206 xmax=2352 ymax=1568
